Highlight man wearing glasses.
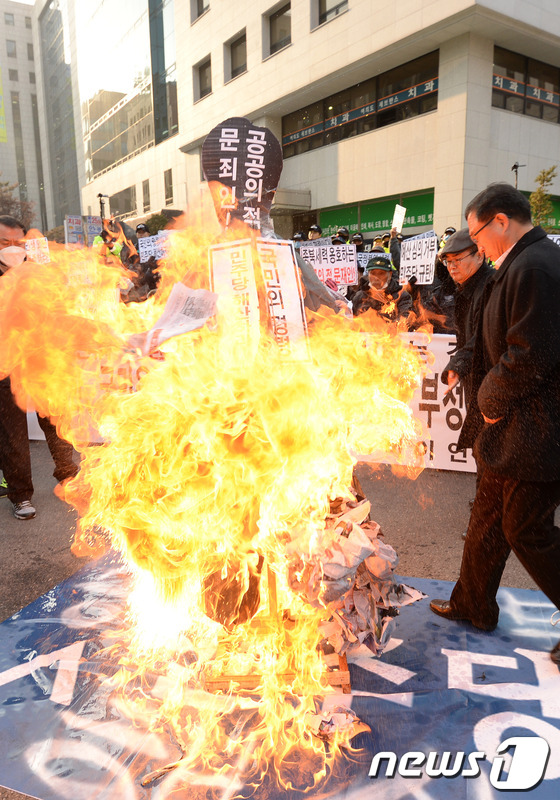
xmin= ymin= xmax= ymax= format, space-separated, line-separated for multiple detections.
xmin=430 ymin=183 xmax=560 ymax=665
xmin=440 ymin=229 xmax=494 ymax=459
xmin=0 ymin=216 xmax=78 ymax=521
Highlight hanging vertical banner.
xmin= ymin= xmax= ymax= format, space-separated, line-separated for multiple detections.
xmin=0 ymin=67 xmax=7 ymax=144
xmin=201 ymin=117 xmax=283 ymax=231
xmin=255 ymin=238 xmax=309 ymax=356
xmin=209 ymin=239 xmax=261 ymax=350
xmin=209 ymin=239 xmax=308 ymax=358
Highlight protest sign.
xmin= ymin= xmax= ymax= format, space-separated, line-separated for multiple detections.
xmin=357 ymin=251 xmax=391 ymax=270
xmin=137 ymin=231 xmax=171 ymax=262
xmin=64 ymin=215 xmax=84 ymax=246
xmin=202 ymin=117 xmax=283 ymax=232
xmin=548 ymin=234 xmax=560 ymax=247
xmin=398 ymin=230 xmax=438 ymax=285
xmin=209 ymin=238 xmax=308 ymax=358
xmin=303 ymin=236 xmax=332 ymax=247
xmin=300 ymin=243 xmax=358 ymax=287
xmin=83 ymin=216 xmax=103 ymax=247
xmin=391 ymin=204 xmax=406 ymax=233
xmin=25 ymin=237 xmax=50 ymax=264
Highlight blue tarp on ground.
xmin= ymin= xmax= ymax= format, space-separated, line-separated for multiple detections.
xmin=0 ymin=555 xmax=558 ymax=799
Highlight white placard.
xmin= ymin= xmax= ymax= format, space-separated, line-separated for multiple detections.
xmin=548 ymin=234 xmax=560 ymax=247
xmin=299 ymin=244 xmax=358 ymax=287
xmin=83 ymin=216 xmax=102 ymax=247
xmin=25 ymin=237 xmax=50 ymax=264
xmin=357 ymin=251 xmax=391 ymax=270
xmin=392 ymin=204 xmax=406 ymax=233
xmin=64 ymin=215 xmax=84 ymax=246
xmin=398 ymin=230 xmax=438 ymax=285
xmin=137 ymin=231 xmax=171 ymax=262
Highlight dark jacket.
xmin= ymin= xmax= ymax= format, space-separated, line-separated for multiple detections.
xmin=470 ymin=226 xmax=560 ymax=480
xmin=441 ymin=261 xmax=495 ymax=448
xmin=352 ymin=275 xmax=412 ymax=322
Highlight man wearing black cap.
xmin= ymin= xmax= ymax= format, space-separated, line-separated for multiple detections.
xmin=136 ymin=223 xmax=150 ymax=239
xmin=439 ymin=229 xmax=494 ymax=521
xmin=336 ymin=226 xmax=350 ymax=243
xmin=351 ymin=254 xmax=411 ymax=322
xmin=351 ymin=232 xmax=365 ymax=252
xmin=308 ymin=224 xmax=322 ymax=241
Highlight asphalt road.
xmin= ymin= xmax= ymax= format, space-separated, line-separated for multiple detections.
xmin=0 ymin=443 xmax=542 ymax=800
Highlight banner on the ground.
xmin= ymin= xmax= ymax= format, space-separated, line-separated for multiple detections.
xmin=300 ymin=243 xmax=358 ymax=287
xmin=398 ymin=230 xmax=438 ymax=285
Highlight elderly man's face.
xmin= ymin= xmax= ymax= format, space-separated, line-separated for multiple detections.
xmin=467 ymin=212 xmax=508 ymax=262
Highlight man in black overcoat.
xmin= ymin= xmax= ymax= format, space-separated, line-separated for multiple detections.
xmin=430 ymin=183 xmax=560 ymax=664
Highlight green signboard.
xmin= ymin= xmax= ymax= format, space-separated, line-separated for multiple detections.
xmin=320 ymin=191 xmax=434 ymax=237
xmin=319 ymin=206 xmax=359 ymax=236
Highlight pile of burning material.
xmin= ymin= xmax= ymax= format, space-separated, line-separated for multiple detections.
xmin=287 ymin=494 xmax=425 ymax=659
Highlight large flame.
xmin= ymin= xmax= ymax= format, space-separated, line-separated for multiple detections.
xmin=0 ymin=216 xmax=429 ymax=792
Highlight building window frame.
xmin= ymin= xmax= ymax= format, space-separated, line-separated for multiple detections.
xmin=164 ymin=168 xmax=173 ymax=205
xmin=194 ymin=55 xmax=212 ymax=101
xmin=315 ymin=0 xmax=349 ymax=28
xmin=4 ymin=12 xmax=15 ymax=26
xmin=6 ymin=40 xmax=16 ymax=58
xmin=191 ymin=0 xmax=209 ymax=23
xmin=265 ymin=2 xmax=291 ymax=58
xmin=25 ymin=16 xmax=32 ymax=29
xmin=225 ymin=30 xmax=247 ymax=82
xmin=8 ymin=69 xmax=18 ymax=82
xmin=143 ymin=179 xmax=151 ymax=213
xmin=27 ymin=42 xmax=34 ymax=61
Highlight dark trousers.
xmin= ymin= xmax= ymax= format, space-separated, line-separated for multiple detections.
xmin=0 ymin=378 xmax=77 ymax=503
xmin=450 ymin=466 xmax=560 ymax=628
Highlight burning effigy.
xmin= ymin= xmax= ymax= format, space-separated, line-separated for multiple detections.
xmin=0 ymin=119 xmax=430 ymax=795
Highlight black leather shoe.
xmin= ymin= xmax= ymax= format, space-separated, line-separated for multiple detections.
xmin=429 ymin=599 xmax=496 ymax=631
xmin=551 ymin=640 xmax=560 ymax=665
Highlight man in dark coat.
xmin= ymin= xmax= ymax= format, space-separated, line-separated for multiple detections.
xmin=352 ymin=254 xmax=412 ymax=323
xmin=440 ymin=228 xmax=494 ymax=453
xmin=430 ymin=183 xmax=560 ymax=665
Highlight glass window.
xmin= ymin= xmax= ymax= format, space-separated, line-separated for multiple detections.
xmin=164 ymin=168 xmax=173 ymax=205
xmin=6 ymin=40 xmax=16 ymax=58
xmin=191 ymin=0 xmax=209 ymax=22
xmin=11 ymin=92 xmax=27 ymax=202
xmin=25 ymin=17 xmax=32 ymax=29
xmin=269 ymin=3 xmax=291 ymax=55
xmin=492 ymin=47 xmax=526 ymax=114
xmin=110 ymin=186 xmax=137 ymax=220
xmin=29 ymin=72 xmax=36 ymax=84
xmin=196 ymin=56 xmax=212 ymax=99
xmin=27 ymin=43 xmax=34 ymax=61
xmin=230 ymin=32 xmax=247 ymax=79
xmin=281 ymin=52 xmax=438 ymax=158
xmin=377 ymin=51 xmax=438 ymax=130
xmin=143 ymin=179 xmax=151 ymax=212
xmin=319 ymin=0 xmax=348 ymax=25
xmin=526 ymin=57 xmax=560 ymax=123
xmin=8 ymin=69 xmax=18 ymax=81
xmin=4 ymin=13 xmax=14 ymax=26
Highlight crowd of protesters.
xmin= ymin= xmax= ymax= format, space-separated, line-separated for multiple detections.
xmin=292 ymin=220 xmax=478 ymax=331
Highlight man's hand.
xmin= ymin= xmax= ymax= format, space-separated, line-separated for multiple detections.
xmin=444 ymin=370 xmax=460 ymax=394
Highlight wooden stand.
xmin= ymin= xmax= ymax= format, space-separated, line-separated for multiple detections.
xmin=204 ymin=567 xmax=351 ymax=694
